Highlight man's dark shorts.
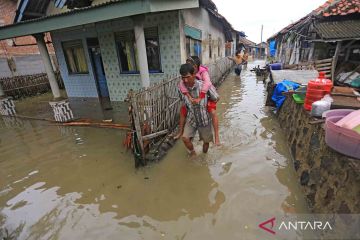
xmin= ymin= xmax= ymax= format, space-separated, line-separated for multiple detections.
xmin=183 ymin=122 xmax=213 ymax=143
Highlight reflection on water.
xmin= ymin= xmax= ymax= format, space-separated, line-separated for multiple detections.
xmin=0 ymin=61 xmax=309 ymax=239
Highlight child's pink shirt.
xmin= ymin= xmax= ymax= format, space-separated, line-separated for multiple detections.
xmin=179 ymin=65 xmax=212 ymax=94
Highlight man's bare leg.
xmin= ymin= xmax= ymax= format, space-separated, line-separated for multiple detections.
xmin=182 ymin=137 xmax=196 ymax=156
xmin=174 ymin=112 xmax=185 ymax=139
xmin=210 ymin=110 xmax=220 ymax=145
xmin=203 ymin=142 xmax=210 ymax=153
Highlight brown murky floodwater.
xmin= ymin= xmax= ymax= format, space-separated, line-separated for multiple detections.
xmin=0 ymin=61 xmax=310 ymax=239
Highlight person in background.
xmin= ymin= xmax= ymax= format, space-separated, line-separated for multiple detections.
xmin=178 ymin=63 xmax=219 ymax=156
xmin=242 ymin=49 xmax=249 ymax=69
xmin=228 ymin=50 xmax=243 ymax=76
xmin=174 ymin=56 xmax=221 ymax=145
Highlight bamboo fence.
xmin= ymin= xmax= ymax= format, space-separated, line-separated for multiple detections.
xmin=129 ymin=57 xmax=233 ymax=163
xmin=0 ymin=72 xmax=64 ymax=99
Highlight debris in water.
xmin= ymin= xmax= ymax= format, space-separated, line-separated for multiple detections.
xmin=117 ymin=185 xmax=122 ymax=189
xmin=144 ymin=177 xmax=149 ymax=180
xmin=102 ymin=119 xmax=113 ymax=123
xmin=253 ymin=114 xmax=258 ymax=119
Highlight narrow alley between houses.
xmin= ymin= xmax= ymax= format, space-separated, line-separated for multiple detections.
xmin=1 ymin=0 xmax=360 ymax=239
xmin=0 ymin=61 xmax=310 ymax=239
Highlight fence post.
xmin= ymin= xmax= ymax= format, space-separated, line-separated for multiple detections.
xmin=130 ymin=93 xmax=146 ymax=160
xmin=0 ymin=82 xmax=5 ymax=97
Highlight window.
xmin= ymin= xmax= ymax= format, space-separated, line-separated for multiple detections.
xmin=186 ymin=37 xmax=202 ymax=59
xmin=62 ymin=40 xmax=88 ymax=74
xmin=116 ymin=31 xmax=138 ymax=73
xmin=115 ymin=27 xmax=161 ymax=74
xmin=145 ymin=28 xmax=161 ymax=73
xmin=349 ymin=48 xmax=360 ymax=61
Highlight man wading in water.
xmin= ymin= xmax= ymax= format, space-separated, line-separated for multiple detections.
xmin=178 ymin=63 xmax=219 ymax=156
xmin=174 ymin=56 xmax=221 ymax=145
xmin=228 ymin=50 xmax=244 ymax=76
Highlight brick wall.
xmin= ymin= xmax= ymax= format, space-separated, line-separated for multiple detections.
xmin=0 ymin=0 xmax=55 ymax=56
xmin=0 ymin=0 xmax=56 ymax=77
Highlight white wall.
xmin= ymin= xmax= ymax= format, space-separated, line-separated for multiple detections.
xmin=0 ymin=54 xmax=58 ymax=78
xmin=179 ymin=8 xmax=226 ymax=65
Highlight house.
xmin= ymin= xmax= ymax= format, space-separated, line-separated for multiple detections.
xmin=268 ymin=0 xmax=360 ymax=80
xmin=0 ymin=0 xmax=57 ymax=78
xmin=255 ymin=42 xmax=267 ymax=58
xmin=238 ymin=37 xmax=256 ymax=56
xmin=0 ymin=0 xmax=239 ymax=102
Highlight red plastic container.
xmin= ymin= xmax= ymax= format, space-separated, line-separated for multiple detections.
xmin=304 ymin=72 xmax=333 ymax=111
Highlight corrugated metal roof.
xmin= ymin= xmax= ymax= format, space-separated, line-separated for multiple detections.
xmin=314 ymin=20 xmax=360 ymax=39
xmin=2 ymin=0 xmax=123 ymax=29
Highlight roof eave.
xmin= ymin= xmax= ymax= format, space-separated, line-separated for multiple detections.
xmin=0 ymin=0 xmax=199 ymax=40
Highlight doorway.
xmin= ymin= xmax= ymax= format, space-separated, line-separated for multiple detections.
xmin=87 ymin=38 xmax=110 ymax=98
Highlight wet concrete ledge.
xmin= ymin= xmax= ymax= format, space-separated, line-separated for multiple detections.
xmin=277 ymin=96 xmax=360 ymax=213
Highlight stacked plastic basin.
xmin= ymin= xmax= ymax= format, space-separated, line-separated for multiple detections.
xmin=269 ymin=63 xmax=282 ymax=70
xmin=323 ymin=109 xmax=360 ymax=159
xmin=304 ymin=72 xmax=333 ymax=111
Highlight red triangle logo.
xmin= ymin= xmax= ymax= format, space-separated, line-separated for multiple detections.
xmin=259 ymin=217 xmax=276 ymax=235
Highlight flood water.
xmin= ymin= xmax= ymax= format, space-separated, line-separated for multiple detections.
xmin=0 ymin=60 xmax=310 ymax=239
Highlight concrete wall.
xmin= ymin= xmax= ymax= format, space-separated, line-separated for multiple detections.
xmin=277 ymin=96 xmax=360 ymax=213
xmin=179 ymin=8 xmax=226 ymax=65
xmin=0 ymin=54 xmax=58 ymax=78
xmin=0 ymin=58 xmax=13 ymax=77
xmin=52 ymin=11 xmax=181 ymax=101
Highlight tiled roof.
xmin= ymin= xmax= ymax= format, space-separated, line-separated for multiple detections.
xmin=238 ymin=37 xmax=256 ymax=46
xmin=314 ymin=0 xmax=337 ymax=14
xmin=314 ymin=19 xmax=360 ymax=40
xmin=320 ymin=0 xmax=360 ymax=17
xmin=268 ymin=0 xmax=359 ymax=40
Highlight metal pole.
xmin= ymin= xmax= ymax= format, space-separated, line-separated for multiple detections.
xmin=332 ymin=41 xmax=342 ymax=82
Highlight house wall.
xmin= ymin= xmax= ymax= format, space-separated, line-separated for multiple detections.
xmin=179 ymin=8 xmax=226 ymax=65
xmin=51 ymin=11 xmax=181 ymax=101
xmin=96 ymin=11 xmax=181 ymax=101
xmin=52 ymin=26 xmax=99 ymax=98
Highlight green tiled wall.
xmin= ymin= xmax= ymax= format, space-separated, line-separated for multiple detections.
xmin=97 ymin=11 xmax=181 ymax=101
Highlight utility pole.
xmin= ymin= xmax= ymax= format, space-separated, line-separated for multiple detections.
xmin=260 ymin=24 xmax=263 ymax=59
